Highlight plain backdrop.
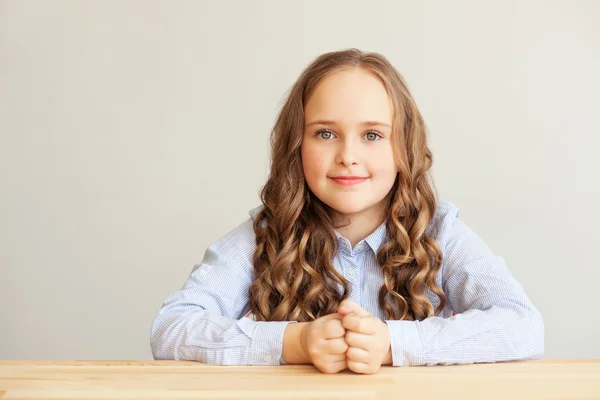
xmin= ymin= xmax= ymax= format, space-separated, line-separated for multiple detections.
xmin=1 ymin=0 xmax=599 ymax=360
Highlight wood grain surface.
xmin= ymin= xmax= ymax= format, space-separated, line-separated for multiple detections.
xmin=0 ymin=360 xmax=598 ymax=399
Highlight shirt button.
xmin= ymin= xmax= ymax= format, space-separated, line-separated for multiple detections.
xmin=263 ymin=355 xmax=272 ymax=363
xmin=348 ymin=268 xmax=356 ymax=277
xmin=357 ymin=243 xmax=367 ymax=251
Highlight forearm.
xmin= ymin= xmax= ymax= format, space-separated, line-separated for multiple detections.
xmin=151 ymin=306 xmax=293 ymax=365
xmin=282 ymin=322 xmax=310 ymax=364
xmin=385 ymin=304 xmax=544 ymax=367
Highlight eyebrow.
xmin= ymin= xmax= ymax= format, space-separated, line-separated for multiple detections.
xmin=304 ymin=120 xmax=392 ymax=129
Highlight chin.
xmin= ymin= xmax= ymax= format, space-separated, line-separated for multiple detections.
xmin=326 ymin=201 xmax=368 ymax=216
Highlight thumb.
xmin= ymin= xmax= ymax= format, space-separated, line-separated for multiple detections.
xmin=319 ymin=312 xmax=344 ymax=321
xmin=337 ymin=299 xmax=370 ymax=317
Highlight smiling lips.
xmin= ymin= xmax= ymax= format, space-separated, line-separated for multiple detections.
xmin=329 ymin=176 xmax=369 ymax=186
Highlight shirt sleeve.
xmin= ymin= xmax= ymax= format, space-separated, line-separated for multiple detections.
xmin=150 ymin=218 xmax=295 ymax=365
xmin=384 ymin=211 xmax=545 ymax=367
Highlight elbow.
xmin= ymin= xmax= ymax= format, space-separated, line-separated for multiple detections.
xmin=517 ymin=308 xmax=545 ymax=360
xmin=530 ymin=310 xmax=545 ymax=359
xmin=150 ymin=313 xmax=181 ymax=361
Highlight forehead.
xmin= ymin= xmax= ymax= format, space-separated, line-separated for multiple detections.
xmin=304 ymin=68 xmax=393 ymax=124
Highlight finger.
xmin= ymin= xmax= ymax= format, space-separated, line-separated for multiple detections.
xmin=321 ymin=352 xmax=346 ymax=363
xmin=325 ymin=337 xmax=349 ymax=354
xmin=338 ymin=299 xmax=370 ymax=317
xmin=319 ymin=312 xmax=344 ymax=322
xmin=341 ymin=314 xmax=361 ymax=332
xmin=347 ymin=360 xmax=377 ymax=375
xmin=323 ymin=319 xmax=345 ymax=339
xmin=342 ymin=314 xmax=377 ymax=335
xmin=346 ymin=346 xmax=370 ymax=363
xmin=345 ymin=330 xmax=370 ymax=350
xmin=317 ymin=360 xmax=347 ymax=374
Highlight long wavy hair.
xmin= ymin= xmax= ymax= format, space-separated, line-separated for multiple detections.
xmin=249 ymin=48 xmax=445 ymax=322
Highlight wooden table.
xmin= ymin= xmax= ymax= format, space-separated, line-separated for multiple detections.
xmin=0 ymin=360 xmax=598 ymax=399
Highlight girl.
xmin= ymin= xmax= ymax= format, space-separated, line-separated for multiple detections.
xmin=150 ymin=48 xmax=544 ymax=375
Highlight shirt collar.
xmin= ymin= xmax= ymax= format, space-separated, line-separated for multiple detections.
xmin=250 ymin=205 xmax=388 ymax=253
xmin=334 ymin=220 xmax=388 ymax=253
xmin=364 ymin=221 xmax=388 ymax=252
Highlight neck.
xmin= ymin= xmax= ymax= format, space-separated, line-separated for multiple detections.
xmin=331 ymin=205 xmax=386 ymax=248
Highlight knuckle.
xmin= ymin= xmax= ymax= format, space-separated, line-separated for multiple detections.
xmin=346 ymin=347 xmax=355 ymax=357
xmin=332 ymin=339 xmax=348 ymax=354
xmin=307 ymin=345 xmax=320 ymax=357
xmin=340 ymin=340 xmax=349 ymax=352
xmin=319 ymin=363 xmax=338 ymax=374
xmin=345 ymin=330 xmax=357 ymax=345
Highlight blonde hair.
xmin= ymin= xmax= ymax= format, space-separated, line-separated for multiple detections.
xmin=249 ymin=48 xmax=445 ymax=322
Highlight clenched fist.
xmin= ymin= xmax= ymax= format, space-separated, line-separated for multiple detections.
xmin=337 ymin=299 xmax=392 ymax=374
xmin=300 ymin=313 xmax=349 ymax=374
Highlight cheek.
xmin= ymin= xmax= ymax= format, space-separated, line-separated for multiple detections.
xmin=301 ymin=143 xmax=328 ymax=179
xmin=370 ymin=146 xmax=397 ymax=177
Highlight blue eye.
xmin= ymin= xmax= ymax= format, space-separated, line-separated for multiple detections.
xmin=315 ymin=129 xmax=382 ymax=141
xmin=316 ymin=129 xmax=334 ymax=140
xmin=364 ymin=131 xmax=382 ymax=141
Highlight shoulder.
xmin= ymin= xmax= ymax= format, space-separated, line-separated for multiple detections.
xmin=201 ymin=205 xmax=262 ymax=266
xmin=248 ymin=204 xmax=263 ymax=221
xmin=189 ymin=206 xmax=263 ymax=282
xmin=427 ymin=199 xmax=460 ymax=246
xmin=428 ymin=199 xmax=497 ymax=266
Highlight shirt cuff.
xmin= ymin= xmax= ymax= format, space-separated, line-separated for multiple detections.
xmin=384 ymin=320 xmax=424 ymax=366
xmin=244 ymin=319 xmax=296 ymax=366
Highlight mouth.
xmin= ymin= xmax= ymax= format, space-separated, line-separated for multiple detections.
xmin=329 ymin=176 xmax=369 ymax=186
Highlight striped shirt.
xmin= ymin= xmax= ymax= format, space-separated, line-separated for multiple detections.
xmin=150 ymin=200 xmax=544 ymax=366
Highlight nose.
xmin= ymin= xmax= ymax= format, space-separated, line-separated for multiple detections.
xmin=335 ymin=137 xmax=359 ymax=167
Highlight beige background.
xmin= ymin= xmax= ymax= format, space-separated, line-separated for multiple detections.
xmin=1 ymin=0 xmax=598 ymax=360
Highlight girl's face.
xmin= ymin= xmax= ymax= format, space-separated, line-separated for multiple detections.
xmin=301 ymin=67 xmax=398 ymax=221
